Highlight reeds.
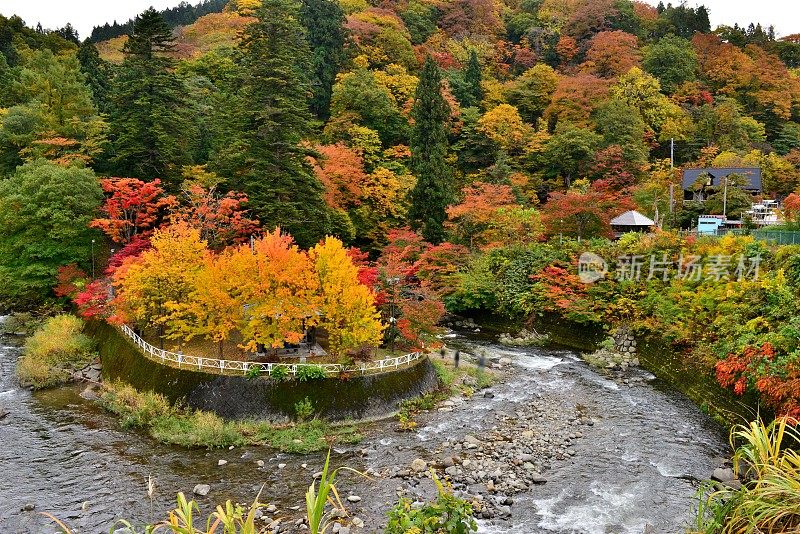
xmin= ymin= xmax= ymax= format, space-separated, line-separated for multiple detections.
xmin=693 ymin=417 xmax=800 ymax=534
xmin=306 ymin=448 xmax=366 ymax=534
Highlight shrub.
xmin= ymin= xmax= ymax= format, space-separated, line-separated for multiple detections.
xmin=386 ymin=474 xmax=477 ymax=533
xmin=270 ymin=365 xmax=289 ymax=381
xmin=294 ymin=396 xmax=315 ymax=421
xmin=0 ymin=312 xmax=43 ymax=335
xmin=296 ymin=364 xmax=327 ymax=381
xmin=99 ymin=380 xmax=174 ymax=428
xmin=151 ymin=411 xmax=247 ymax=449
xmin=16 ymin=314 xmax=96 ymax=389
xmin=244 ymin=365 xmax=262 ymax=379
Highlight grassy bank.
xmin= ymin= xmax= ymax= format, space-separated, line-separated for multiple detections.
xmin=397 ymin=355 xmax=494 ymax=430
xmin=99 ymin=380 xmax=362 ymax=452
xmin=16 ymin=314 xmax=96 ymax=389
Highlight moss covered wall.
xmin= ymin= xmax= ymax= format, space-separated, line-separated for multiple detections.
xmin=88 ymin=321 xmax=438 ymax=422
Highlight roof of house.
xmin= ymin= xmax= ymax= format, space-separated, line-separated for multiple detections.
xmin=610 ymin=210 xmax=655 ymax=227
xmin=681 ymin=167 xmax=762 ymax=191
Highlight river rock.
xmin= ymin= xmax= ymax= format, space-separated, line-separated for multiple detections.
xmin=351 ymin=517 xmax=364 ymax=528
xmin=464 ymin=434 xmax=481 ymax=445
xmin=217 ymin=459 xmax=227 ymax=466
xmin=80 ymin=385 xmax=99 ymax=401
xmin=529 ymin=472 xmax=548 ymax=484
xmin=347 ymin=495 xmax=362 ymax=503
xmin=498 ymin=328 xmax=549 ymax=347
xmin=410 ymin=458 xmax=427 ymax=473
xmin=193 ymin=484 xmax=211 ymax=496
xmin=712 ymin=467 xmax=736 ymax=483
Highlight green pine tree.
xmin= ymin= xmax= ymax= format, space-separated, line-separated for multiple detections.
xmin=235 ymin=0 xmax=330 ymax=247
xmin=300 ymin=0 xmax=346 ymax=120
xmin=77 ymin=40 xmax=111 ymax=114
xmin=408 ymin=56 xmax=451 ymax=244
xmin=463 ymin=50 xmax=483 ymax=108
xmin=108 ymin=8 xmax=194 ymax=186
xmin=0 ymin=53 xmax=10 ymax=107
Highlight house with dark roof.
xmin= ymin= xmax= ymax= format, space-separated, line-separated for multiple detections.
xmin=682 ymin=167 xmax=762 ymax=201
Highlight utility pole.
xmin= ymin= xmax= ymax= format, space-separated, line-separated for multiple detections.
xmin=670 ymin=138 xmax=674 ymax=169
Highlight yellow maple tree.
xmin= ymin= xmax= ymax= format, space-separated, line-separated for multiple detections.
xmin=310 ymin=237 xmax=384 ymax=357
xmin=112 ymin=223 xmax=207 ymax=345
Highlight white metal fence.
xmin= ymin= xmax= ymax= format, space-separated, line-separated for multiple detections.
xmin=119 ymin=325 xmax=422 ymax=377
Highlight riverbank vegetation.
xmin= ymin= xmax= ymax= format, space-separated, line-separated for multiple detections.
xmin=99 ymin=380 xmax=362 ymax=452
xmin=694 ymin=417 xmax=800 ymax=533
xmin=442 ymin=232 xmax=800 ymax=420
xmin=1 ymin=0 xmax=800 ymax=411
xmin=16 ymin=314 xmax=96 ymax=389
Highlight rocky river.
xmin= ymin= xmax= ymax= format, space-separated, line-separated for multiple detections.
xmin=0 ymin=320 xmax=732 ymax=533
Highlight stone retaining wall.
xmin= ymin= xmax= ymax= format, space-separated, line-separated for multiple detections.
xmin=88 ymin=321 xmax=439 ymax=422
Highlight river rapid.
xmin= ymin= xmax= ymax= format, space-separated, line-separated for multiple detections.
xmin=0 ymin=319 xmax=731 ymax=533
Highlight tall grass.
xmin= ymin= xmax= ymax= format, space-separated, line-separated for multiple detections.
xmin=98 ymin=380 xmax=361 ymax=451
xmin=693 ymin=418 xmax=800 ymax=533
xmin=306 ymin=449 xmax=365 ymax=534
xmin=43 ymin=489 xmax=265 ymax=534
xmin=16 ymin=314 xmax=96 ymax=389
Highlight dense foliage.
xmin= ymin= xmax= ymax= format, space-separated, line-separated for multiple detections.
xmin=2 ymin=0 xmax=800 ymax=417
xmin=448 ymin=231 xmax=800 ymax=419
xmin=17 ymin=314 xmax=96 ymax=389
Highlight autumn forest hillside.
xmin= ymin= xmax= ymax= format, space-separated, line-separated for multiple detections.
xmin=2 ymin=0 xmax=800 ymax=312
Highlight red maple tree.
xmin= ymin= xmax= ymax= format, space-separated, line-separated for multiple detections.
xmin=91 ymin=178 xmax=175 ymax=245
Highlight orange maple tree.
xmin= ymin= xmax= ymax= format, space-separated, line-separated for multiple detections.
xmin=581 ymin=31 xmax=641 ymax=79
xmin=310 ymin=143 xmax=366 ymax=210
xmin=544 ymin=74 xmax=611 ymax=129
xmin=236 ymin=229 xmax=321 ymax=351
xmin=541 ymin=183 xmax=632 ymax=239
xmin=446 ymin=182 xmax=518 ymax=248
xmin=169 ymin=184 xmax=259 ymax=250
